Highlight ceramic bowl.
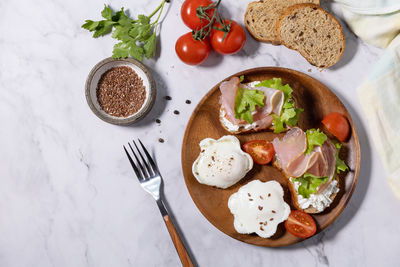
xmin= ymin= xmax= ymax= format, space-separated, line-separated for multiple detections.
xmin=85 ymin=57 xmax=156 ymax=125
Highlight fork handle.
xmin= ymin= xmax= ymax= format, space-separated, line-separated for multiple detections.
xmin=163 ymin=215 xmax=194 ymax=267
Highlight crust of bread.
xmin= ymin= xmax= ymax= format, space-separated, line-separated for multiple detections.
xmin=272 ymin=157 xmax=339 ymax=214
xmin=244 ymin=0 xmax=320 ymax=45
xmin=276 ymin=3 xmax=346 ymax=68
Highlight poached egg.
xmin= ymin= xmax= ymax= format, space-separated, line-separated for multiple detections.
xmin=192 ymin=135 xmax=253 ymax=189
xmin=228 ymin=180 xmax=290 ymax=238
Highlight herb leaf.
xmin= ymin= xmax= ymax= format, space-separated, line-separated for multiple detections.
xmin=82 ymin=2 xmax=167 ymax=61
xmin=234 ymin=87 xmax=265 ymax=124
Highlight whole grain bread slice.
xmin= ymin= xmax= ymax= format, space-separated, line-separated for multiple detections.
xmin=244 ymin=0 xmax=320 ymax=45
xmin=277 ymin=3 xmax=345 ymax=68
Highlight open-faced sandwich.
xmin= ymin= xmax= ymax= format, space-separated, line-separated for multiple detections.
xmin=219 ymin=76 xmax=303 ymax=134
xmin=272 ymin=127 xmax=348 ymax=213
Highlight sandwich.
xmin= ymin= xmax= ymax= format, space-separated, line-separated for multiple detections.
xmin=219 ymin=76 xmax=303 ymax=134
xmin=272 ymin=127 xmax=348 ymax=213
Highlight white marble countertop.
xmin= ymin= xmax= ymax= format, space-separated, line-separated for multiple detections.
xmin=1 ymin=0 xmax=400 ymax=266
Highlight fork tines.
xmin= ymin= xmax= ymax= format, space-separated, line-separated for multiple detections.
xmin=123 ymin=139 xmax=159 ymax=181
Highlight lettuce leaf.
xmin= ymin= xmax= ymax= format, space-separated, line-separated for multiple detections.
xmin=335 ymin=143 xmax=349 ymax=173
xmin=293 ymin=173 xmax=329 ymax=198
xmin=234 ymin=87 xmax=265 ymax=124
xmin=255 ymin=78 xmax=302 ymax=133
xmin=306 ymin=128 xmax=327 ymax=154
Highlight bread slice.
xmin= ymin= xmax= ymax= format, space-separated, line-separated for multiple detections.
xmin=244 ymin=0 xmax=320 ymax=45
xmin=277 ymin=3 xmax=345 ymax=68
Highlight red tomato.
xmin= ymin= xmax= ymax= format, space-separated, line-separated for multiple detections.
xmin=175 ymin=32 xmax=211 ymax=65
xmin=181 ymin=0 xmax=215 ymax=30
xmin=211 ymin=19 xmax=246 ymax=55
xmin=242 ymin=140 xmax=274 ymax=165
xmin=322 ymin=112 xmax=350 ymax=142
xmin=284 ymin=210 xmax=317 ymax=238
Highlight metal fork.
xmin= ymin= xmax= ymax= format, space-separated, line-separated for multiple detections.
xmin=123 ymin=140 xmax=194 ymax=267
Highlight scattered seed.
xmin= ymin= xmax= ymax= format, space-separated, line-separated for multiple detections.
xmin=158 ymin=138 xmax=164 ymax=143
xmin=258 ymin=206 xmax=263 ymax=211
xmin=165 ymin=96 xmax=172 ymax=100
xmin=155 ymin=119 xmax=161 ymax=123
xmin=173 ymin=110 xmax=180 ymax=115
xmin=185 ymin=100 xmax=191 ymax=104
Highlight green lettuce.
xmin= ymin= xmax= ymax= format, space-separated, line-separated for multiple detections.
xmin=255 ymin=78 xmax=302 ymax=133
xmin=293 ymin=173 xmax=329 ymax=198
xmin=334 ymin=143 xmax=349 ymax=173
xmin=234 ymin=87 xmax=265 ymax=124
xmin=306 ymin=128 xmax=327 ymax=154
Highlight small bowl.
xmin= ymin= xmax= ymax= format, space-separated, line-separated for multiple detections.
xmin=85 ymin=57 xmax=156 ymax=125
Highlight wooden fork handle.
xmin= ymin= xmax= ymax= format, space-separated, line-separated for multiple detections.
xmin=163 ymin=215 xmax=194 ymax=267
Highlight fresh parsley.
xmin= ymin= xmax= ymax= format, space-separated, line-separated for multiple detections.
xmin=234 ymin=87 xmax=265 ymax=124
xmin=305 ymin=128 xmax=327 ymax=154
xmin=293 ymin=173 xmax=329 ymax=198
xmin=334 ymin=142 xmax=349 ymax=173
xmin=256 ymin=78 xmax=303 ymax=133
xmin=82 ymin=1 xmax=168 ymax=61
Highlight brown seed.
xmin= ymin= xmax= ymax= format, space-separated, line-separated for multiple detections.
xmin=258 ymin=206 xmax=263 ymax=211
xmin=165 ymin=96 xmax=172 ymax=100
xmin=96 ymin=66 xmax=146 ymax=117
xmin=248 ymin=193 xmax=251 ymax=197
xmin=158 ymin=138 xmax=164 ymax=143
xmin=272 ymin=210 xmax=276 ymax=213
xmin=211 ymin=156 xmax=215 ymax=161
xmin=185 ymin=100 xmax=191 ymax=104
xmin=173 ymin=110 xmax=180 ymax=115
xmin=260 ymin=226 xmax=264 ymax=231
xmin=260 ymin=196 xmax=264 ymax=200
xmin=270 ymin=218 xmax=274 ymax=221
xmin=249 ymin=198 xmax=253 ymax=201
xmin=155 ymin=119 xmax=161 ymax=123
xmin=268 ymin=193 xmax=271 ymax=197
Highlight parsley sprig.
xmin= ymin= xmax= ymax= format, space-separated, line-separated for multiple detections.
xmin=82 ymin=1 xmax=168 ymax=61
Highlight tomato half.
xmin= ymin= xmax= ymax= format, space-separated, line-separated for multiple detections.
xmin=322 ymin=112 xmax=350 ymax=142
xmin=242 ymin=140 xmax=274 ymax=165
xmin=284 ymin=210 xmax=317 ymax=238
xmin=210 ymin=19 xmax=246 ymax=55
xmin=175 ymin=33 xmax=211 ymax=65
xmin=181 ymin=0 xmax=215 ymax=30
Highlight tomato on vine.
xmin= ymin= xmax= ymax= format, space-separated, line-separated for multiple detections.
xmin=175 ymin=32 xmax=211 ymax=65
xmin=181 ymin=0 xmax=216 ymax=30
xmin=211 ymin=19 xmax=246 ymax=55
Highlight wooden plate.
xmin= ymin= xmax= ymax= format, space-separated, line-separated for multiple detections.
xmin=181 ymin=67 xmax=360 ymax=247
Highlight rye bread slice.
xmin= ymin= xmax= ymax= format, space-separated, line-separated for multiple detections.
xmin=244 ymin=0 xmax=320 ymax=45
xmin=277 ymin=3 xmax=345 ymax=68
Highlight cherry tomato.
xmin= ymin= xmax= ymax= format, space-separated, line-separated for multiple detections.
xmin=242 ymin=140 xmax=274 ymax=165
xmin=181 ymin=0 xmax=215 ymax=30
xmin=211 ymin=19 xmax=246 ymax=55
xmin=284 ymin=210 xmax=317 ymax=238
xmin=175 ymin=32 xmax=211 ymax=65
xmin=322 ymin=112 xmax=350 ymax=142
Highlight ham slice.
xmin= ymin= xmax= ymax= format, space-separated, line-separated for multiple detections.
xmin=219 ymin=77 xmax=284 ymax=126
xmin=273 ymin=127 xmax=337 ymax=180
xmin=273 ymin=127 xmax=307 ymax=171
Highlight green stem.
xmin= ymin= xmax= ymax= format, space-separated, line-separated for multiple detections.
xmin=148 ymin=0 xmax=166 ymax=19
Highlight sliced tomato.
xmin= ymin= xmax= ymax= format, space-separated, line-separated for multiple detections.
xmin=284 ymin=210 xmax=317 ymax=238
xmin=242 ymin=140 xmax=274 ymax=165
xmin=322 ymin=112 xmax=350 ymax=142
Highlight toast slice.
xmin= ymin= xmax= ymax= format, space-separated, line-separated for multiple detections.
xmin=244 ymin=0 xmax=320 ymax=45
xmin=277 ymin=3 xmax=345 ymax=68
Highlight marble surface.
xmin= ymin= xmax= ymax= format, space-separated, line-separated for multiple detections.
xmin=1 ymin=0 xmax=400 ymax=266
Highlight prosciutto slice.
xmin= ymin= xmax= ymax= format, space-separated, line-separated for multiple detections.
xmin=219 ymin=77 xmax=284 ymax=126
xmin=273 ymin=127 xmax=337 ymax=180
